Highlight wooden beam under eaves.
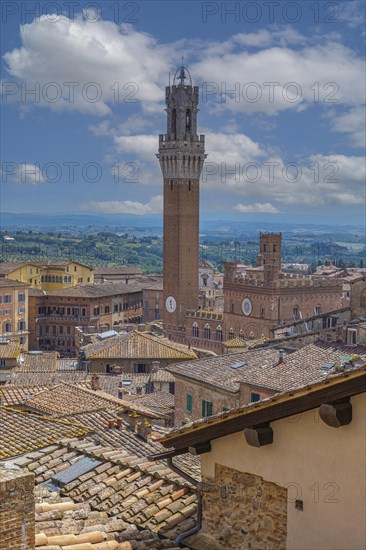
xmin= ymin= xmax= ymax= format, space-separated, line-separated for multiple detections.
xmin=189 ymin=441 xmax=212 ymax=455
xmin=244 ymin=424 xmax=273 ymax=447
xmin=319 ymin=398 xmax=352 ymax=428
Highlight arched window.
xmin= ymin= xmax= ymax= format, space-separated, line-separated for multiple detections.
xmin=204 ymin=324 xmax=211 ymax=340
xmin=216 ymin=326 xmax=223 ymax=342
xmin=4 ymin=321 xmax=11 ymax=333
xmin=171 ymin=108 xmax=176 ymax=138
xmin=192 ymin=322 xmax=199 ymax=338
xmin=186 ymin=109 xmax=191 ymax=132
xmin=19 ymin=320 xmax=26 ymax=331
xmin=51 ymin=276 xmax=55 ymax=283
xmin=228 ymin=328 xmax=235 ymax=340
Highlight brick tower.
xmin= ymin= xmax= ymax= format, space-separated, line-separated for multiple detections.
xmin=157 ymin=66 xmax=206 ymax=330
xmin=257 ymin=232 xmax=282 ymax=281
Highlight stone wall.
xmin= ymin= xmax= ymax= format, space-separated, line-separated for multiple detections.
xmin=0 ymin=464 xmax=35 ymax=549
xmin=195 ymin=464 xmax=287 ymax=550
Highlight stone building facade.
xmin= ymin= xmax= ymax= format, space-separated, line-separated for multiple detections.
xmin=28 ymin=282 xmax=144 ymax=355
xmin=166 ymin=233 xmax=344 ymax=352
xmin=0 ymin=278 xmax=29 ymax=349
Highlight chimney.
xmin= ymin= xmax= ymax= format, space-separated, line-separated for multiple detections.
xmin=108 ymin=419 xmax=115 ymax=429
xmin=151 ymin=361 xmax=160 ymax=373
xmin=116 ymin=418 xmax=123 ymax=429
xmin=278 ymin=349 xmax=285 ymax=364
xmin=136 ymin=386 xmax=142 ymax=395
xmin=91 ymin=372 xmax=100 ymax=391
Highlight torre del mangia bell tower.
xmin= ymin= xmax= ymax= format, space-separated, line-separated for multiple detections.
xmin=157 ymin=66 xmax=206 ymax=333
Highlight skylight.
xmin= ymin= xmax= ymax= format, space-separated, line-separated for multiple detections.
xmin=230 ymin=361 xmax=246 ymax=369
xmin=319 ymin=361 xmax=336 ymax=372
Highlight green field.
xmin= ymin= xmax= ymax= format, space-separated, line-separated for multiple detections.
xmin=335 ymin=242 xmax=365 ymax=251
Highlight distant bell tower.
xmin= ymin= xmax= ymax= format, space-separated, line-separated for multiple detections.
xmin=257 ymin=232 xmax=282 ymax=281
xmin=157 ymin=66 xmax=206 ymax=330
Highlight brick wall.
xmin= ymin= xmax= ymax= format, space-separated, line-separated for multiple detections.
xmin=0 ymin=465 xmax=35 ymax=549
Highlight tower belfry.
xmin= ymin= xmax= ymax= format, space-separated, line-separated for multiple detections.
xmin=157 ymin=66 xmax=206 ymax=331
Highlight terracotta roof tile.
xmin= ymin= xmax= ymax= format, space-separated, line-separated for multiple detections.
xmin=167 ymin=341 xmax=366 ymax=393
xmin=83 ymin=331 xmax=197 ymax=361
xmin=0 ymin=407 xmax=91 ymax=459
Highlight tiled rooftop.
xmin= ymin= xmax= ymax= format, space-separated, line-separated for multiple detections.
xmin=223 ymin=337 xmax=247 ymax=348
xmin=3 ymin=370 xmax=90 ymax=386
xmin=0 ymin=407 xmax=91 ymax=459
xmin=12 ymin=439 xmax=197 ymax=543
xmin=0 ymin=339 xmax=21 ymax=359
xmin=17 ymin=351 xmax=58 ymax=371
xmin=22 ymin=383 xmax=123 ymax=417
xmin=167 ymin=341 xmax=366 ymax=393
xmin=33 ymin=485 xmax=185 ymax=549
xmin=93 ymin=266 xmax=142 ymax=275
xmin=83 ymin=331 xmax=197 ymax=360
xmin=0 ymin=384 xmax=51 ymax=406
xmin=0 ymin=277 xmax=29 ymax=287
xmin=123 ymin=391 xmax=175 ymax=416
xmin=45 ymin=281 xmax=147 ymax=298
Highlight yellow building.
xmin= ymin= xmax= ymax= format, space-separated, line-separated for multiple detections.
xmin=0 ymin=279 xmax=29 ymax=349
xmin=0 ymin=261 xmax=93 ymax=290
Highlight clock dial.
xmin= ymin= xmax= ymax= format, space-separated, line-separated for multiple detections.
xmin=242 ymin=298 xmax=252 ymax=316
xmin=165 ymin=296 xmax=177 ymax=313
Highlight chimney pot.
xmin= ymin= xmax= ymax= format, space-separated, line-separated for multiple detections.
xmin=108 ymin=419 xmax=114 ymax=429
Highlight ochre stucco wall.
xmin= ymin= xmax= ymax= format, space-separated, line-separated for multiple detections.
xmin=201 ymin=393 xmax=366 ymax=550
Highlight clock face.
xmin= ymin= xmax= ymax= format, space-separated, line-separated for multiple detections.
xmin=242 ymin=298 xmax=252 ymax=316
xmin=165 ymin=296 xmax=177 ymax=313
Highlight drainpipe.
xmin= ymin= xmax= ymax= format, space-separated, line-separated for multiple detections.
xmin=167 ymin=457 xmax=203 ymax=547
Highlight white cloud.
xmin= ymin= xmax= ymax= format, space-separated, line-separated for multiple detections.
xmin=2 ymin=163 xmax=45 ymax=184
xmin=234 ymin=202 xmax=280 ymax=213
xmin=83 ymin=195 xmax=163 ymax=215
xmin=3 ymin=16 xmax=174 ymax=114
xmin=338 ymin=1 xmax=365 ymax=28
xmin=193 ymin=42 xmax=365 ymax=115
xmin=3 ymin=18 xmax=364 ymax=119
xmin=330 ymin=106 xmax=366 ymax=148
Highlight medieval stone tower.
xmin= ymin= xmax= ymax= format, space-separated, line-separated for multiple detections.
xmin=257 ymin=232 xmax=282 ymax=281
xmin=157 ymin=66 xmax=206 ymax=330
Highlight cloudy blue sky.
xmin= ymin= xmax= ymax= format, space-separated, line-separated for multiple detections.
xmin=1 ymin=0 xmax=365 ymax=224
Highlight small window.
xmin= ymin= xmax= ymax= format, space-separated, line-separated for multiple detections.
xmin=18 ymin=293 xmax=25 ymax=302
xmin=250 ymin=392 xmax=261 ymax=402
xmin=186 ymin=394 xmax=193 ymax=413
xmin=347 ymin=329 xmax=357 ymax=346
xmin=216 ymin=326 xmax=223 ymax=342
xmin=222 ymin=407 xmax=230 ymax=412
xmin=314 ymin=306 xmax=321 ymax=315
xmin=4 ymin=295 xmax=11 ymax=304
xmin=202 ymin=400 xmax=213 ymax=417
